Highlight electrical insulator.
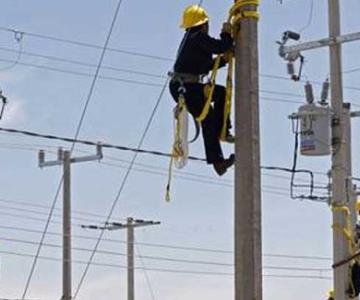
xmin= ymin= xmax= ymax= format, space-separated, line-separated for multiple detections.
xmin=320 ymin=78 xmax=330 ymax=104
xmin=38 ymin=150 xmax=45 ymax=166
xmin=304 ymin=81 xmax=314 ymax=104
xmin=58 ymin=148 xmax=64 ymax=161
xmin=96 ymin=143 xmax=103 ymax=159
xmin=287 ymin=62 xmax=295 ymax=77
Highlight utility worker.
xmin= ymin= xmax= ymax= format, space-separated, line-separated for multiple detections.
xmin=169 ymin=5 xmax=235 ymax=176
xmin=327 ymin=290 xmax=334 ymax=300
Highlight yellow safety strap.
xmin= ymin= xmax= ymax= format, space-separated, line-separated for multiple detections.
xmin=332 ymin=205 xmax=356 ymax=254
xmin=166 ymin=95 xmax=187 ymax=202
xmin=331 ymin=204 xmax=360 ymax=298
xmin=220 ymin=51 xmax=234 ymax=141
xmin=196 ymin=55 xmax=222 ymax=123
xmin=196 ymin=0 xmax=260 ymax=135
xmin=166 ymin=0 xmax=261 ymax=202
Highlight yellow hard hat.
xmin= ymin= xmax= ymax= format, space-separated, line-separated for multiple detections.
xmin=180 ymin=5 xmax=209 ymax=29
xmin=356 ymin=199 xmax=360 ymax=212
xmin=327 ymin=290 xmax=335 ymax=299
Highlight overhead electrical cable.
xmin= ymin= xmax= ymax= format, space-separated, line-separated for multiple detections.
xmin=0 ymin=225 xmax=332 ymax=261
xmin=0 ymin=58 xmax=163 ymax=87
xmin=20 ymin=0 xmax=125 ymax=298
xmin=1 ymin=25 xmax=360 ymax=93
xmin=1 ymin=235 xmax=332 ymax=272
xmin=0 ymin=26 xmax=172 ymax=62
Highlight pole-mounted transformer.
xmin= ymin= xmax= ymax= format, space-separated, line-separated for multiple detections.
xmin=289 ymin=79 xmax=333 ymax=156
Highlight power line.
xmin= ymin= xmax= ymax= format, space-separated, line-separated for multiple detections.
xmin=73 ymin=82 xmax=170 ymax=299
xmin=0 ymin=46 xmax=167 ymax=79
xmin=21 ymin=0 xmax=125 ymax=297
xmin=0 ymin=197 xmax=121 ymax=220
xmin=0 ymin=224 xmax=332 ymax=261
xmin=0 ymin=57 xmax=334 ymax=105
xmin=260 ymin=73 xmax=360 ymax=93
xmin=1 ymin=235 xmax=333 ymax=273
xmin=0 ymin=140 xmax=330 ymax=187
xmin=0 ymin=203 xmax=112 ymax=224
xmin=0 ymin=247 xmax=332 ymax=278
xmin=1 ymin=54 xmax=358 ymax=108
xmin=135 ymin=238 xmax=157 ymax=300
xmin=0 ymin=127 xmax=329 ymax=196
xmin=298 ymin=0 xmax=314 ymax=33
xmin=0 ymin=32 xmax=23 ymax=71
xmin=0 ymin=211 xmax=83 ymax=227
xmin=0 ymin=249 xmax=233 ymax=276
xmin=0 ymin=26 xmax=172 ymax=62
xmin=0 ymin=25 xmax=359 ymax=94
xmin=2 ymin=251 xmax=332 ymax=280
xmin=0 ymin=58 xmax=163 ymax=87
xmin=0 ymin=126 xmax=330 ymax=180
xmin=0 ymin=141 xmax=329 ymax=189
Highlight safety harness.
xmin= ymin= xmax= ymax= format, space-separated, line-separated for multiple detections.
xmin=165 ymin=0 xmax=260 ymax=201
xmin=331 ymin=204 xmax=360 ymax=298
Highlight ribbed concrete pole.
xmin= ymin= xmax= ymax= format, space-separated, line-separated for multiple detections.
xmin=328 ymin=1 xmax=353 ymax=300
xmin=127 ymin=218 xmax=135 ymax=300
xmin=63 ymin=151 xmax=72 ymax=300
xmin=233 ymin=1 xmax=262 ymax=300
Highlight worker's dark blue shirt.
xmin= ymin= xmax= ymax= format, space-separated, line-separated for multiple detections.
xmin=173 ymin=28 xmax=233 ymax=76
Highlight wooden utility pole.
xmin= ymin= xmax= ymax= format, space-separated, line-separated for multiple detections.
xmin=233 ymin=1 xmax=262 ymax=300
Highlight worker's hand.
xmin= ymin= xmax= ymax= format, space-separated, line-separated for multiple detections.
xmin=221 ymin=22 xmax=232 ymax=34
xmin=223 ymin=51 xmax=233 ymax=63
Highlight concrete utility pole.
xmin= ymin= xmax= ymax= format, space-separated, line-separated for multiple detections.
xmin=82 ymin=218 xmax=160 ymax=300
xmin=38 ymin=145 xmax=103 ymax=300
xmin=278 ymin=1 xmax=360 ymax=299
xmin=233 ymin=1 xmax=262 ymax=300
xmin=328 ymin=2 xmax=352 ymax=299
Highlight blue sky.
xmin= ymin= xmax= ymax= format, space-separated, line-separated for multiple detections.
xmin=0 ymin=0 xmax=360 ymax=299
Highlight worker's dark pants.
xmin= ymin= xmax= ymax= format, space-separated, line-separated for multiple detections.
xmin=169 ymin=81 xmax=230 ymax=164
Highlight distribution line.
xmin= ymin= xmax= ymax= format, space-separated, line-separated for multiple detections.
xmin=0 ymin=140 xmax=330 ymax=186
xmin=0 ymin=224 xmax=332 ymax=261
xmin=20 ymin=0 xmax=125 ymax=298
xmin=0 ymin=56 xmax=326 ymax=103
xmin=72 ymin=0 xmax=225 ymax=297
xmin=0 ymin=126 xmax=331 ymax=186
xmin=135 ymin=239 xmax=157 ymax=300
xmin=0 ymin=58 xmax=163 ymax=87
xmin=0 ymin=245 xmax=331 ymax=273
xmin=2 ymin=52 xmax=358 ymax=108
xmin=3 ymin=235 xmax=333 ymax=271
xmin=0 ymin=197 xmax=121 ymax=220
xmin=99 ymin=161 xmax=329 ymax=198
xmin=0 ymin=55 xmax=359 ymax=107
xmin=0 ymin=33 xmax=23 ymax=71
xmin=298 ymin=0 xmax=314 ymax=33
xmin=73 ymin=80 xmax=169 ymax=299
xmin=0 ymin=128 xmax=330 ymax=196
xmin=0 ymin=249 xmax=332 ymax=280
xmin=0 ymin=26 xmax=172 ymax=62
xmin=0 ymin=194 xmax=320 ymax=231
xmin=0 ymin=24 xmax=360 ymax=93
xmin=0 ymin=141 xmax=329 ymax=187
xmin=0 ymin=46 xmax=327 ymax=99
xmin=260 ymin=73 xmax=360 ymax=92
xmin=0 ymin=46 xmax=167 ymax=79
xmin=0 ymin=203 xmax=107 ymax=224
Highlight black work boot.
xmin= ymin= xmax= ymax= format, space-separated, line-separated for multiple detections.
xmin=213 ymin=154 xmax=235 ymax=176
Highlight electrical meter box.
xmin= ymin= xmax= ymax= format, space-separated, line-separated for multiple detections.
xmin=298 ymin=103 xmax=332 ymax=156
